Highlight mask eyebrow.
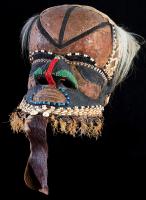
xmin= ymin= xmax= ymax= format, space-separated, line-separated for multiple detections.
xmin=29 ymin=50 xmax=56 ymax=62
xmin=64 ymin=52 xmax=96 ymax=65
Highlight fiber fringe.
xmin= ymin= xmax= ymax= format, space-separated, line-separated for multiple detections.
xmin=9 ymin=111 xmax=104 ymax=139
xmin=49 ymin=115 xmax=104 ymax=139
xmin=9 ymin=111 xmax=25 ymax=133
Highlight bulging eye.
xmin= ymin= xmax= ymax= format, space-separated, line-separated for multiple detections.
xmin=33 ymin=67 xmax=48 ymax=85
xmin=37 ymin=76 xmax=48 ymax=85
xmin=53 ymin=69 xmax=78 ymax=89
xmin=34 ymin=67 xmax=43 ymax=79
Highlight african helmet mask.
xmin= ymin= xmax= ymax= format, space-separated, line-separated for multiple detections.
xmin=10 ymin=5 xmax=140 ymax=195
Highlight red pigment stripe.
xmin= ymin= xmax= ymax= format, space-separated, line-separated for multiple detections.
xmin=45 ymin=58 xmax=59 ymax=86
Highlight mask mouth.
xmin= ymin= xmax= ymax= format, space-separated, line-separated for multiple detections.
xmin=27 ymin=86 xmax=68 ymax=107
xmin=11 ymin=87 xmax=104 ymax=137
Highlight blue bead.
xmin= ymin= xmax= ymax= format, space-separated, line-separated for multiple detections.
xmin=58 ymin=87 xmax=63 ymax=91
xmin=60 ymin=103 xmax=65 ymax=106
xmin=61 ymin=88 xmax=65 ymax=92
xmin=64 ymin=93 xmax=68 ymax=96
xmin=66 ymin=101 xmax=70 ymax=105
xmin=66 ymin=96 xmax=70 ymax=100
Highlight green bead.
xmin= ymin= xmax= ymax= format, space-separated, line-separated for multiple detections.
xmin=55 ymin=69 xmax=78 ymax=88
xmin=34 ymin=67 xmax=43 ymax=79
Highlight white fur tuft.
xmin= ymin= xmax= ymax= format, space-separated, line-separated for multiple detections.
xmin=113 ymin=25 xmax=140 ymax=86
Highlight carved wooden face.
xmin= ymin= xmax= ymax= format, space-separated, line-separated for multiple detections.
xmin=22 ymin=5 xmax=114 ymax=125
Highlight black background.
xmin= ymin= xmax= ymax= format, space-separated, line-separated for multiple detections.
xmin=1 ymin=0 xmax=146 ymax=199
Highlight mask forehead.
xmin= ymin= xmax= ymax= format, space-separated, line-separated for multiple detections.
xmin=29 ymin=5 xmax=112 ymax=68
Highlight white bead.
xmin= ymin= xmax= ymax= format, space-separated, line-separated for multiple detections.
xmin=50 ymin=106 xmax=55 ymax=111
xmin=30 ymin=110 xmax=38 ymax=116
xmin=90 ymin=58 xmax=95 ymax=62
xmin=42 ymin=105 xmax=47 ymax=110
xmin=43 ymin=110 xmax=51 ymax=117
xmin=61 ymin=113 xmax=66 ymax=116
xmin=75 ymin=52 xmax=80 ymax=55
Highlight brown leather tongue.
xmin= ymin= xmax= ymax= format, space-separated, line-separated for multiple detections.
xmin=33 ymin=87 xmax=66 ymax=102
xmin=24 ymin=116 xmax=49 ymax=195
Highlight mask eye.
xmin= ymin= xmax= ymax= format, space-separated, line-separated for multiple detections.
xmin=37 ymin=76 xmax=48 ymax=85
xmin=53 ymin=69 xmax=78 ymax=89
xmin=33 ymin=67 xmax=48 ymax=85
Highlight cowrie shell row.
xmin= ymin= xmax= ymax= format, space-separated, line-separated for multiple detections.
xmin=18 ymin=99 xmax=104 ymax=117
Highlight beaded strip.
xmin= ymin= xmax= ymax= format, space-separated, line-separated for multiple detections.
xmin=103 ymin=25 xmax=119 ymax=79
xmin=18 ymin=98 xmax=104 ymax=117
xmin=32 ymin=58 xmax=49 ymax=64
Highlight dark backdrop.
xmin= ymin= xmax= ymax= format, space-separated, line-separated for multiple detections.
xmin=1 ymin=0 xmax=146 ymax=199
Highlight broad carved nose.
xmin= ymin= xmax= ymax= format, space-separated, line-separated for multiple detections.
xmin=34 ymin=57 xmax=78 ymax=89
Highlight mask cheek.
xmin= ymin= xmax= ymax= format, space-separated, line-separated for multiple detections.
xmin=28 ymin=75 xmax=36 ymax=89
xmin=79 ymin=83 xmax=101 ymax=100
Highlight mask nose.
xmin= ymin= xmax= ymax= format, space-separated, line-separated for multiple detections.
xmin=34 ymin=57 xmax=60 ymax=87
